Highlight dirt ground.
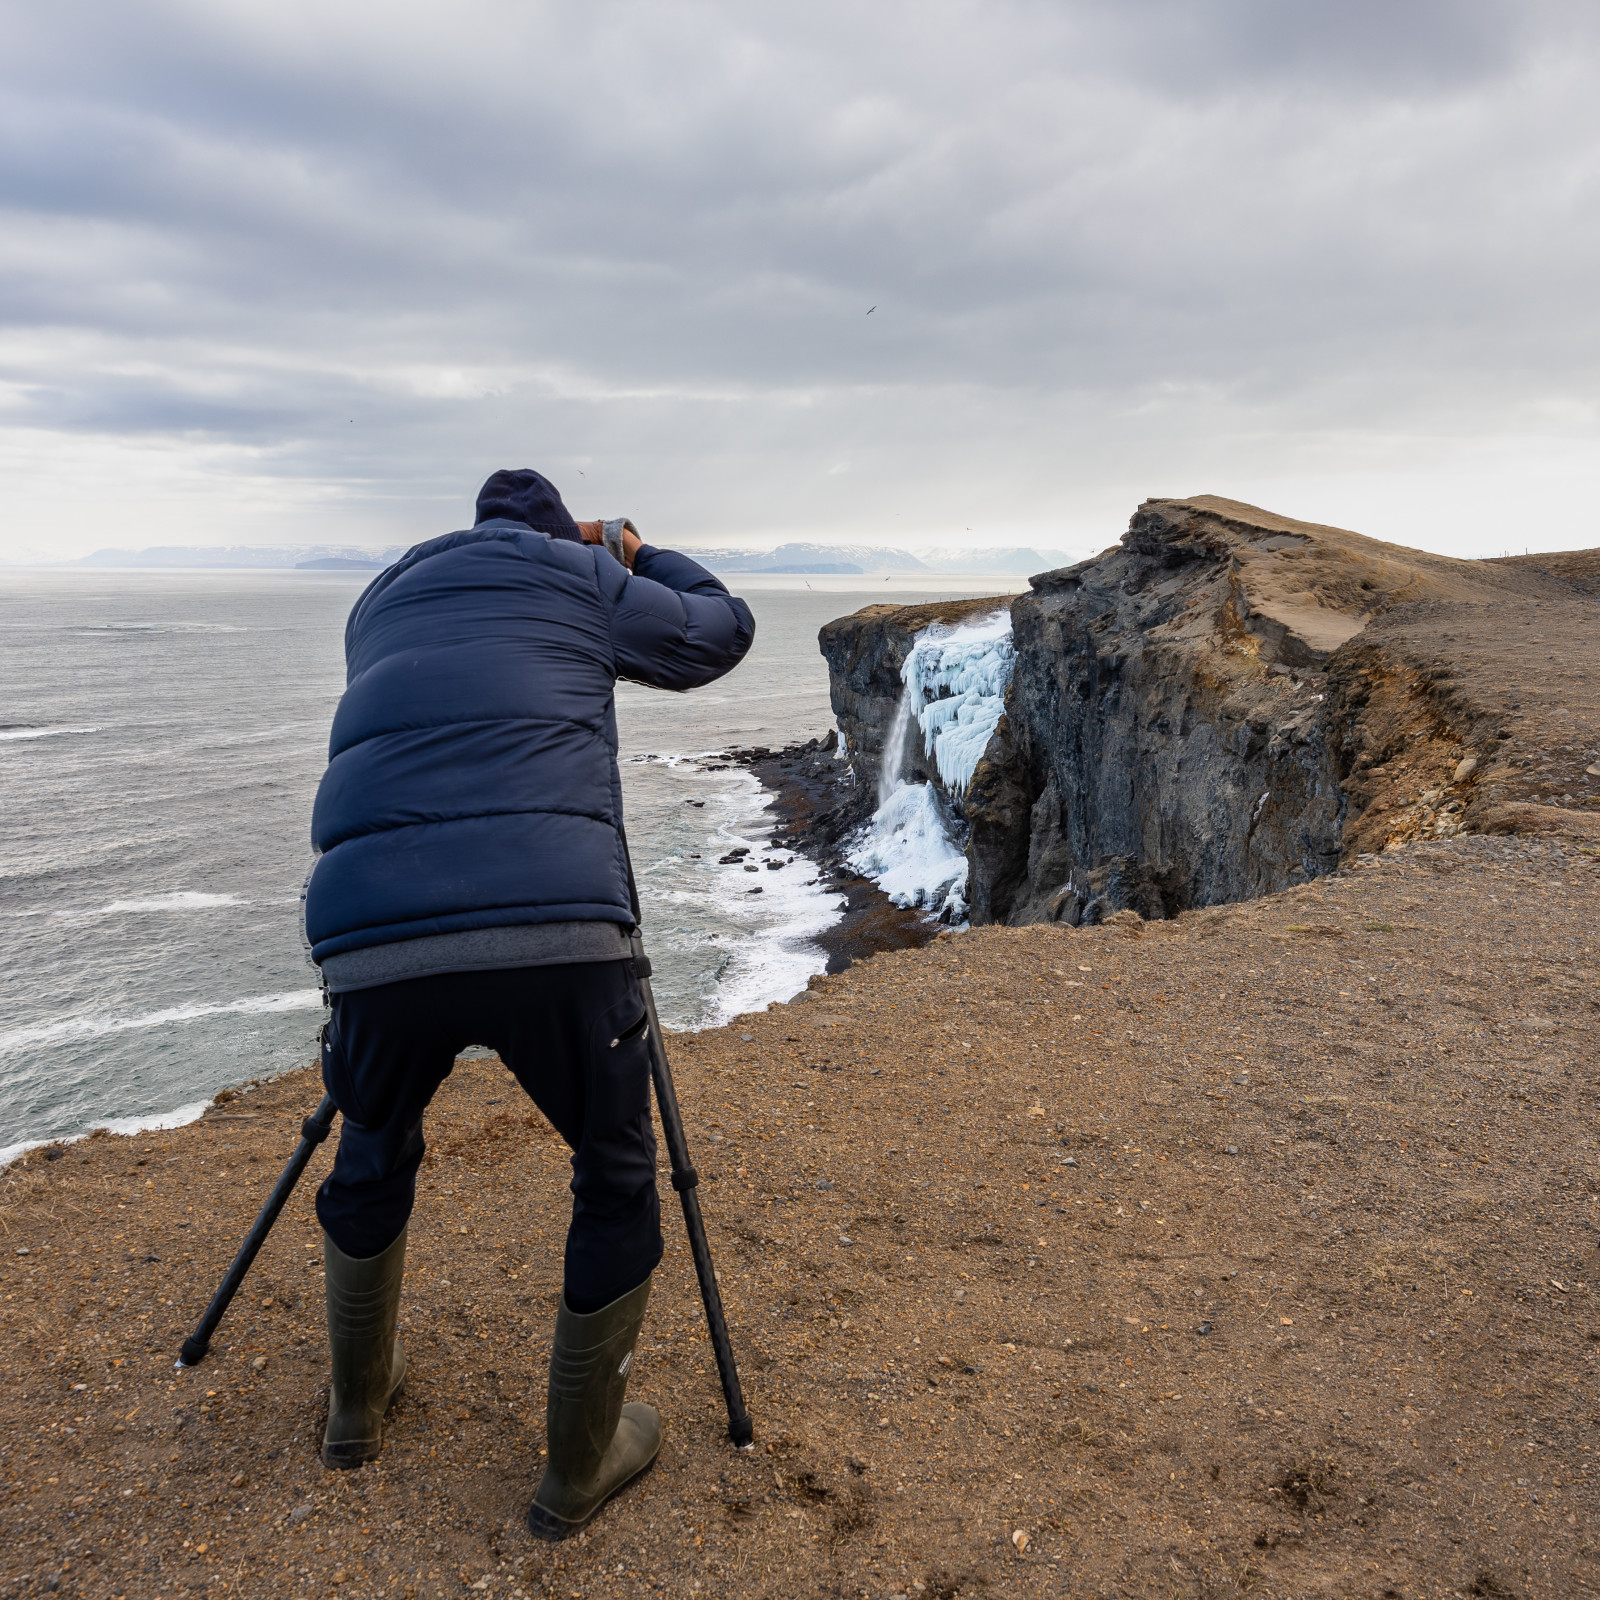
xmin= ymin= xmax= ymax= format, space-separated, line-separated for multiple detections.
xmin=3 ymin=830 xmax=1598 ymax=1600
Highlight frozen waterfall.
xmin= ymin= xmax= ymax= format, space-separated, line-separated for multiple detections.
xmin=847 ymin=609 xmax=1014 ymax=920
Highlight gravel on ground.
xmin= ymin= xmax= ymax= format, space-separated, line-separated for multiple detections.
xmin=3 ymin=832 xmax=1598 ymax=1599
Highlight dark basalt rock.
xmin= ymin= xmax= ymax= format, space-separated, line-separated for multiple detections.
xmin=815 ymin=494 xmax=1600 ymax=929
xmin=970 ymin=501 xmax=1351 ymax=925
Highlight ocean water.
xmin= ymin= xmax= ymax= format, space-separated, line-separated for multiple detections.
xmin=0 ymin=566 xmax=1015 ymax=1162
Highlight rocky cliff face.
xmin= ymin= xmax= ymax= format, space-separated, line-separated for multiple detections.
xmin=824 ymin=495 xmax=1600 ymax=927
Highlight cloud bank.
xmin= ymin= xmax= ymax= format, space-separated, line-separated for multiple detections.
xmin=2 ymin=0 xmax=1598 ymax=561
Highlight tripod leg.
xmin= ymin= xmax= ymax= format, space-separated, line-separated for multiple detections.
xmin=616 ymin=825 xmax=752 ymax=1445
xmin=634 ymin=948 xmax=753 ymax=1447
xmin=178 ymin=1095 xmax=338 ymax=1367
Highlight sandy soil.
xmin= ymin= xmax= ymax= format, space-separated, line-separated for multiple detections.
xmin=4 ymin=831 xmax=1598 ymax=1600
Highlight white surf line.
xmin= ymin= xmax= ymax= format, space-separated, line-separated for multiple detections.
xmin=87 ymin=892 xmax=245 ymax=916
xmin=698 ymin=773 xmax=842 ymax=1025
xmin=0 ymin=726 xmax=100 ymax=742
xmin=0 ymin=1099 xmax=217 ymax=1170
xmin=95 ymin=1099 xmax=216 ymax=1138
xmin=0 ymin=989 xmax=323 ymax=1055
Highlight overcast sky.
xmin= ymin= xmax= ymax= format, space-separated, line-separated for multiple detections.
xmin=2 ymin=0 xmax=1598 ymax=562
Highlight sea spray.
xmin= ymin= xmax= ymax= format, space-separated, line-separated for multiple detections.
xmin=848 ymin=609 xmax=1014 ymax=918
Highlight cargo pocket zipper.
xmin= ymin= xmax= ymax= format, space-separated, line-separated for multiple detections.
xmin=610 ymin=1012 xmax=649 ymax=1049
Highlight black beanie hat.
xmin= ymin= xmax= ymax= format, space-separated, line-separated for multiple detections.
xmin=474 ymin=469 xmax=581 ymax=541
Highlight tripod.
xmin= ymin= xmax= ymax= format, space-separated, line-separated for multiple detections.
xmin=179 ymin=864 xmax=753 ymax=1448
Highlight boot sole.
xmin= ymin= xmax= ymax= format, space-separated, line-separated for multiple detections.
xmin=320 ymin=1371 xmax=406 ymax=1471
xmin=525 ymin=1450 xmax=659 ymax=1542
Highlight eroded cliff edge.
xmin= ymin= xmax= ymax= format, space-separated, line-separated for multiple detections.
xmin=822 ymin=494 xmax=1600 ymax=927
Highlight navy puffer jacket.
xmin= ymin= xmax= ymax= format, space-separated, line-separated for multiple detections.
xmin=304 ymin=519 xmax=754 ymax=963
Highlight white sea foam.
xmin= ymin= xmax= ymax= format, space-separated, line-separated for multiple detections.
xmin=636 ymin=764 xmax=841 ymax=1028
xmin=92 ymin=892 xmax=244 ymax=915
xmin=703 ymin=837 xmax=843 ymax=1027
xmin=0 ymin=726 xmax=99 ymax=743
xmin=0 ymin=1137 xmax=55 ymax=1168
xmin=94 ymin=1099 xmax=213 ymax=1138
xmin=1 ymin=1099 xmax=215 ymax=1168
xmin=849 ymin=608 xmax=1015 ymax=918
xmin=0 ymin=990 xmax=323 ymax=1055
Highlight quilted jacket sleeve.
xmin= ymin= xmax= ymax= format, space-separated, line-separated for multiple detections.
xmin=607 ymin=545 xmax=755 ymax=690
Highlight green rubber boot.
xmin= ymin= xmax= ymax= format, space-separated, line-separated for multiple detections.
xmin=527 ymin=1275 xmax=660 ymax=1540
xmin=321 ymin=1227 xmax=408 ymax=1469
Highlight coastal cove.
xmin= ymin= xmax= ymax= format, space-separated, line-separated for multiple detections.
xmin=0 ymin=570 xmax=1014 ymax=1163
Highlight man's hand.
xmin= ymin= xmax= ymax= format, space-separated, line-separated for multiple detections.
xmin=577 ymin=520 xmax=642 ymax=572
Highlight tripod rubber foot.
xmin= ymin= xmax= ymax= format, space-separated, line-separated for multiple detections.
xmin=728 ymin=1413 xmax=754 ymax=1449
xmin=178 ymin=1335 xmax=208 ymax=1367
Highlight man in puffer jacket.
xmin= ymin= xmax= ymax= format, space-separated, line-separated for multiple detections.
xmin=302 ymin=468 xmax=754 ymax=1537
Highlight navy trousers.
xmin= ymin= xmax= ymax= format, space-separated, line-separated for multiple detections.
xmin=315 ymin=960 xmax=663 ymax=1314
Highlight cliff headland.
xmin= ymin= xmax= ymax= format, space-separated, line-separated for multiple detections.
xmin=2 ymin=498 xmax=1597 ymax=1599
xmin=809 ymin=495 xmax=1600 ymax=933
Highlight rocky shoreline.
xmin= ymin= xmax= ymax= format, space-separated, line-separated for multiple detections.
xmin=717 ymin=735 xmax=942 ymax=974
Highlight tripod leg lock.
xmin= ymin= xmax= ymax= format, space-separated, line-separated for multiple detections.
xmin=302 ymin=1113 xmax=334 ymax=1144
xmin=669 ymin=1166 xmax=699 ymax=1193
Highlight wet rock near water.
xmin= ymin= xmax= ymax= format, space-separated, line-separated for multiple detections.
xmin=726 ymin=732 xmax=945 ymax=973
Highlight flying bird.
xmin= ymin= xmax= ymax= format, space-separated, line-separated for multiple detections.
xmin=866 ymin=306 xmax=876 ymax=315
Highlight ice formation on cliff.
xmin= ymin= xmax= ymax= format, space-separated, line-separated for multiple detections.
xmin=849 ymin=609 xmax=1014 ymax=920
xmin=905 ymin=610 xmax=1015 ymax=795
xmin=847 ymin=781 xmax=972 ymax=917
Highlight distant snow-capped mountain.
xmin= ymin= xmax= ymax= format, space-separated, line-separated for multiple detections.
xmin=679 ymin=543 xmax=1071 ymax=575
xmin=677 ymin=543 xmax=930 ymax=574
xmin=56 ymin=539 xmax=1075 ymax=577
xmin=919 ymin=547 xmax=1073 ymax=574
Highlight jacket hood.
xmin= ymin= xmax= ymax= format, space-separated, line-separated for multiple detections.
xmin=474 ymin=468 xmax=581 ymax=541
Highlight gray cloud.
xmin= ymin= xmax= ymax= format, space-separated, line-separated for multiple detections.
xmin=1 ymin=0 xmax=1597 ymax=559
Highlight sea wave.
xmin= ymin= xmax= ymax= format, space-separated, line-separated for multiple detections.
xmin=0 ymin=726 xmax=100 ymax=743
xmin=90 ymin=892 xmax=245 ymax=916
xmin=650 ymin=768 xmax=841 ymax=1028
xmin=78 ymin=623 xmax=248 ymax=635
xmin=0 ymin=989 xmax=323 ymax=1055
xmin=94 ymin=1099 xmax=214 ymax=1138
